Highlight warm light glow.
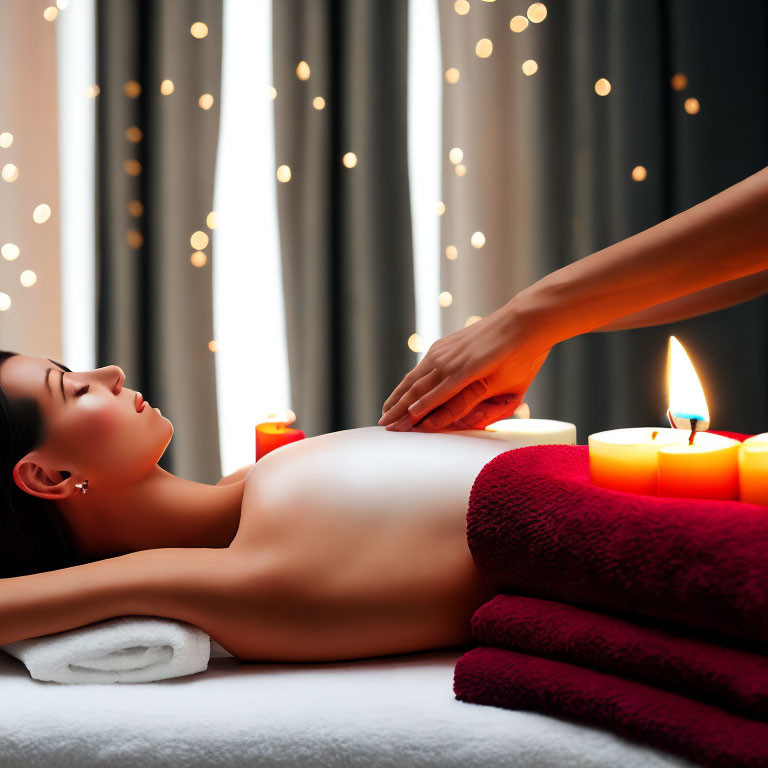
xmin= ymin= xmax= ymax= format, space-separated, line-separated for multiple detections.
xmin=190 ymin=22 xmax=209 ymax=39
xmin=190 ymin=230 xmax=209 ymax=250
xmin=85 ymin=84 xmax=100 ymax=98
xmin=684 ymin=97 xmax=700 ymax=114
xmin=471 ymin=231 xmax=485 ymax=248
xmin=190 ymin=251 xmax=207 ymax=267
xmin=436 ymin=201 xmax=446 ymax=216
xmin=296 ymin=61 xmax=311 ymax=81
xmin=32 ymin=204 xmax=51 ymax=223
xmin=444 ymin=67 xmax=460 ymax=84
xmin=454 ymin=0 xmax=470 ymax=15
xmin=522 ymin=59 xmax=538 ymax=76
xmin=475 ymin=38 xmax=493 ymax=58
xmin=595 ymin=78 xmax=611 ymax=96
xmin=0 ymin=132 xmax=12 ymax=148
xmin=668 ymin=335 xmax=709 ymax=424
xmin=465 ymin=315 xmax=482 ymax=327
xmin=127 ymin=200 xmax=143 ymax=217
xmin=56 ymin=0 xmax=69 ymax=9
xmin=208 ymin=340 xmax=219 ymax=352
xmin=445 ymin=245 xmax=458 ymax=260
xmin=160 ymin=79 xmax=175 ymax=95
xmin=124 ymin=80 xmax=142 ymax=98
xmin=454 ymin=163 xmax=466 ymax=176
xmin=342 ymin=152 xmax=358 ymax=168
xmin=20 ymin=270 xmax=37 ymax=288
xmin=2 ymin=164 xmax=19 ymax=182
xmin=125 ymin=126 xmax=143 ymax=143
xmin=631 ymin=165 xmax=647 ymax=182
xmin=527 ymin=2 xmax=547 ymax=22
xmin=313 ymin=96 xmax=326 ymax=110
xmin=123 ymin=159 xmax=142 ymax=176
xmin=126 ymin=229 xmax=143 ymax=249
xmin=263 ymin=409 xmax=297 ymax=426
xmin=276 ymin=164 xmax=291 ymax=182
xmin=2 ymin=243 xmax=20 ymax=261
xmin=510 ymin=15 xmax=528 ymax=32
xmin=438 ymin=291 xmax=453 ymax=307
xmin=408 ymin=333 xmax=425 ymax=353
xmin=206 ymin=210 xmax=218 ymax=229
xmin=449 ymin=147 xmax=463 ymax=164
xmin=43 ymin=7 xmax=58 ymax=22
xmin=670 ymin=72 xmax=687 ymax=91
xmin=199 ymin=93 xmax=215 ymax=109
xmin=268 ymin=86 xmax=277 ymax=100
xmin=0 ymin=293 xmax=10 ymax=311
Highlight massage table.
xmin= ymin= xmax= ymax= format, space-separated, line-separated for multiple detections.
xmin=0 ymin=645 xmax=694 ymax=767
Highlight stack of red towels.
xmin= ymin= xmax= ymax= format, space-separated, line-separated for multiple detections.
xmin=454 ymin=432 xmax=768 ymax=768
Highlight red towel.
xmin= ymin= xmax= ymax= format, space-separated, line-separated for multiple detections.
xmin=466 ymin=435 xmax=768 ymax=647
xmin=471 ymin=594 xmax=768 ymax=721
xmin=453 ymin=646 xmax=768 ymax=768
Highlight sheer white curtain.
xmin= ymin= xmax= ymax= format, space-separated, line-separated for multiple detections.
xmin=213 ymin=0 xmax=290 ymax=475
xmin=408 ymin=0 xmax=443 ymax=361
xmin=57 ymin=0 xmax=96 ymax=372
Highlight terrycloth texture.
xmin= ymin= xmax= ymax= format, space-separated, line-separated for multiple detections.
xmin=0 ymin=615 xmax=231 ymax=684
xmin=0 ymin=648 xmax=692 ymax=768
xmin=466 ymin=435 xmax=768 ymax=647
xmin=454 ymin=646 xmax=768 ymax=768
xmin=472 ymin=594 xmax=768 ymax=721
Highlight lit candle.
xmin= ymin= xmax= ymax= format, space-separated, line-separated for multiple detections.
xmin=588 ymin=427 xmax=688 ymax=495
xmin=738 ymin=433 xmax=768 ymax=505
xmin=255 ymin=410 xmax=306 ymax=462
xmin=657 ymin=336 xmax=739 ymax=499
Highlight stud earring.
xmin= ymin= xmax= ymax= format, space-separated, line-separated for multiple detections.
xmin=74 ymin=478 xmax=89 ymax=495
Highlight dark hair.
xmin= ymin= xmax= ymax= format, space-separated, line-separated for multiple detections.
xmin=0 ymin=350 xmax=89 ymax=577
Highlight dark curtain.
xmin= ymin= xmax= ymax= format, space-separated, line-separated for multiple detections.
xmin=96 ymin=0 xmax=223 ymax=482
xmin=439 ymin=0 xmax=768 ymax=438
xmin=273 ymin=0 xmax=416 ymax=437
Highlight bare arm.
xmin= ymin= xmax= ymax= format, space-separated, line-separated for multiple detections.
xmin=512 ymin=166 xmax=768 ymax=345
xmin=593 ymin=269 xmax=768 ymax=331
xmin=0 ymin=546 xmax=238 ymax=646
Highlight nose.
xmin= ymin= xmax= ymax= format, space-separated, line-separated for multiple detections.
xmin=100 ymin=365 xmax=125 ymax=393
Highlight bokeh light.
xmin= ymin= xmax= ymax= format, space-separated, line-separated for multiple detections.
xmin=32 ymin=204 xmax=51 ymax=223
xmin=124 ymin=80 xmax=141 ymax=98
xmin=190 ymin=251 xmax=207 ymax=267
xmin=85 ymin=84 xmax=100 ymax=98
xmin=43 ymin=7 xmax=58 ymax=21
xmin=455 ymin=164 xmax=466 ymax=176
xmin=0 ymin=293 xmax=11 ymax=311
xmin=160 ymin=79 xmax=175 ymax=95
xmin=296 ymin=61 xmax=311 ymax=81
xmin=407 ymin=333 xmax=425 ymax=353
xmin=464 ymin=315 xmax=482 ymax=327
xmin=471 ymin=231 xmax=486 ymax=248
xmin=1 ymin=243 xmax=20 ymax=261
xmin=2 ymin=164 xmax=19 ymax=182
xmin=510 ymin=15 xmax=528 ymax=32
xmin=444 ymin=68 xmax=460 ymax=84
xmin=594 ymin=78 xmax=611 ymax=96
xmin=522 ymin=59 xmax=538 ymax=76
xmin=126 ymin=229 xmax=143 ymax=249
xmin=313 ymin=96 xmax=326 ymax=110
xmin=125 ymin=126 xmax=143 ymax=142
xmin=342 ymin=152 xmax=358 ymax=168
xmin=276 ymin=164 xmax=291 ymax=182
xmin=206 ymin=210 xmax=219 ymax=229
xmin=208 ymin=340 xmax=219 ymax=352
xmin=631 ymin=165 xmax=647 ymax=182
xmin=670 ymin=73 xmax=688 ymax=91
xmin=190 ymin=22 xmax=209 ymax=38
xmin=190 ymin=230 xmax=209 ymax=250
xmin=684 ymin=97 xmax=700 ymax=114
xmin=475 ymin=38 xmax=493 ymax=58
xmin=436 ymin=201 xmax=446 ymax=216
xmin=527 ymin=3 xmax=547 ymax=22
xmin=268 ymin=86 xmax=277 ymax=100
xmin=127 ymin=200 xmax=144 ymax=217
xmin=123 ymin=159 xmax=142 ymax=176
xmin=454 ymin=0 xmax=470 ymax=15
xmin=0 ymin=132 xmax=14 ymax=148
xmin=199 ymin=93 xmax=214 ymax=110
xmin=438 ymin=291 xmax=453 ymax=307
xmin=445 ymin=245 xmax=458 ymax=260
xmin=449 ymin=147 xmax=463 ymax=164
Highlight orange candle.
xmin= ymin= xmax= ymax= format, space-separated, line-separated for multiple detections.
xmin=255 ymin=410 xmax=306 ymax=461
xmin=738 ymin=433 xmax=768 ymax=505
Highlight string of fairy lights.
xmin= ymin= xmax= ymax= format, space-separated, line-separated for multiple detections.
xmin=2 ymin=0 xmax=702 ymax=372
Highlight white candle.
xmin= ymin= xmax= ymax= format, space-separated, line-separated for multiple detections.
xmin=450 ymin=418 xmax=577 ymax=447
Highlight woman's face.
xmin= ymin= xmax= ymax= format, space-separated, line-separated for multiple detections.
xmin=0 ymin=354 xmax=173 ymax=490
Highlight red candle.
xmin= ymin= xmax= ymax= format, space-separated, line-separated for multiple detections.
xmin=255 ymin=411 xmax=305 ymax=461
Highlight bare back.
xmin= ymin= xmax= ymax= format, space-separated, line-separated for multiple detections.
xmin=226 ymin=426 xmax=515 ymax=661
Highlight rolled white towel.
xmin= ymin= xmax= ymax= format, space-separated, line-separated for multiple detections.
xmin=0 ymin=615 xmax=232 ymax=684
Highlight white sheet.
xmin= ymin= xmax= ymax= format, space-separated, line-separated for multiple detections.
xmin=0 ymin=646 xmax=695 ymax=767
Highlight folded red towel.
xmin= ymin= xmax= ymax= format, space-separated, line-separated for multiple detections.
xmin=453 ymin=646 xmax=768 ymax=768
xmin=472 ymin=594 xmax=768 ymax=721
xmin=466 ymin=440 xmax=768 ymax=647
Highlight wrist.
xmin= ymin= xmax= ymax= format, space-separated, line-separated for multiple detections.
xmin=499 ymin=283 xmax=568 ymax=349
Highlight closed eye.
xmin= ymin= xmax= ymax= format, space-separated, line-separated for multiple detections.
xmin=76 ymin=384 xmax=89 ymax=396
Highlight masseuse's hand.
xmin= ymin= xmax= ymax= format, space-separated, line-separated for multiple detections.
xmin=378 ymin=304 xmax=552 ymax=431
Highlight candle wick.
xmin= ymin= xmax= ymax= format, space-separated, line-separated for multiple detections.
xmin=651 ymin=431 xmax=659 ymax=441
xmin=688 ymin=429 xmax=695 ymax=446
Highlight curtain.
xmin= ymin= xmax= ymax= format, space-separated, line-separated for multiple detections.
xmin=96 ymin=0 xmax=224 ymax=482
xmin=439 ymin=0 xmax=768 ymax=437
xmin=0 ymin=2 xmax=61 ymax=359
xmin=272 ymin=0 xmax=416 ymax=437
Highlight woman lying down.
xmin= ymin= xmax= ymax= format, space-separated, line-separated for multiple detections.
xmin=0 ymin=351 xmax=526 ymax=663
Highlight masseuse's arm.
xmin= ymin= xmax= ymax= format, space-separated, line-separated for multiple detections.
xmin=592 ymin=269 xmax=768 ymax=331
xmin=379 ymin=165 xmax=768 ymax=431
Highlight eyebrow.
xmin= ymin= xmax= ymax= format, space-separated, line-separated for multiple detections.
xmin=44 ymin=358 xmax=72 ymax=402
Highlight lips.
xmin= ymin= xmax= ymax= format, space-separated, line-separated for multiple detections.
xmin=135 ymin=392 xmax=146 ymax=413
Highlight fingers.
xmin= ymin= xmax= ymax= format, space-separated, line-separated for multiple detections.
xmin=404 ymin=379 xmax=490 ymax=432
xmin=378 ymin=368 xmax=442 ymax=426
xmin=405 ymin=373 xmax=477 ymax=424
xmin=441 ymin=394 xmax=523 ymax=431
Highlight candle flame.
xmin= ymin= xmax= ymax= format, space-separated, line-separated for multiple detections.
xmin=263 ymin=409 xmax=297 ymax=427
xmin=668 ymin=336 xmax=709 ymax=424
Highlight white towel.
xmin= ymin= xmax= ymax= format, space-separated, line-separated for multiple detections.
xmin=0 ymin=615 xmax=233 ymax=684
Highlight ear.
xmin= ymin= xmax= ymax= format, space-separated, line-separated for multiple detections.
xmin=13 ymin=458 xmax=74 ymax=500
